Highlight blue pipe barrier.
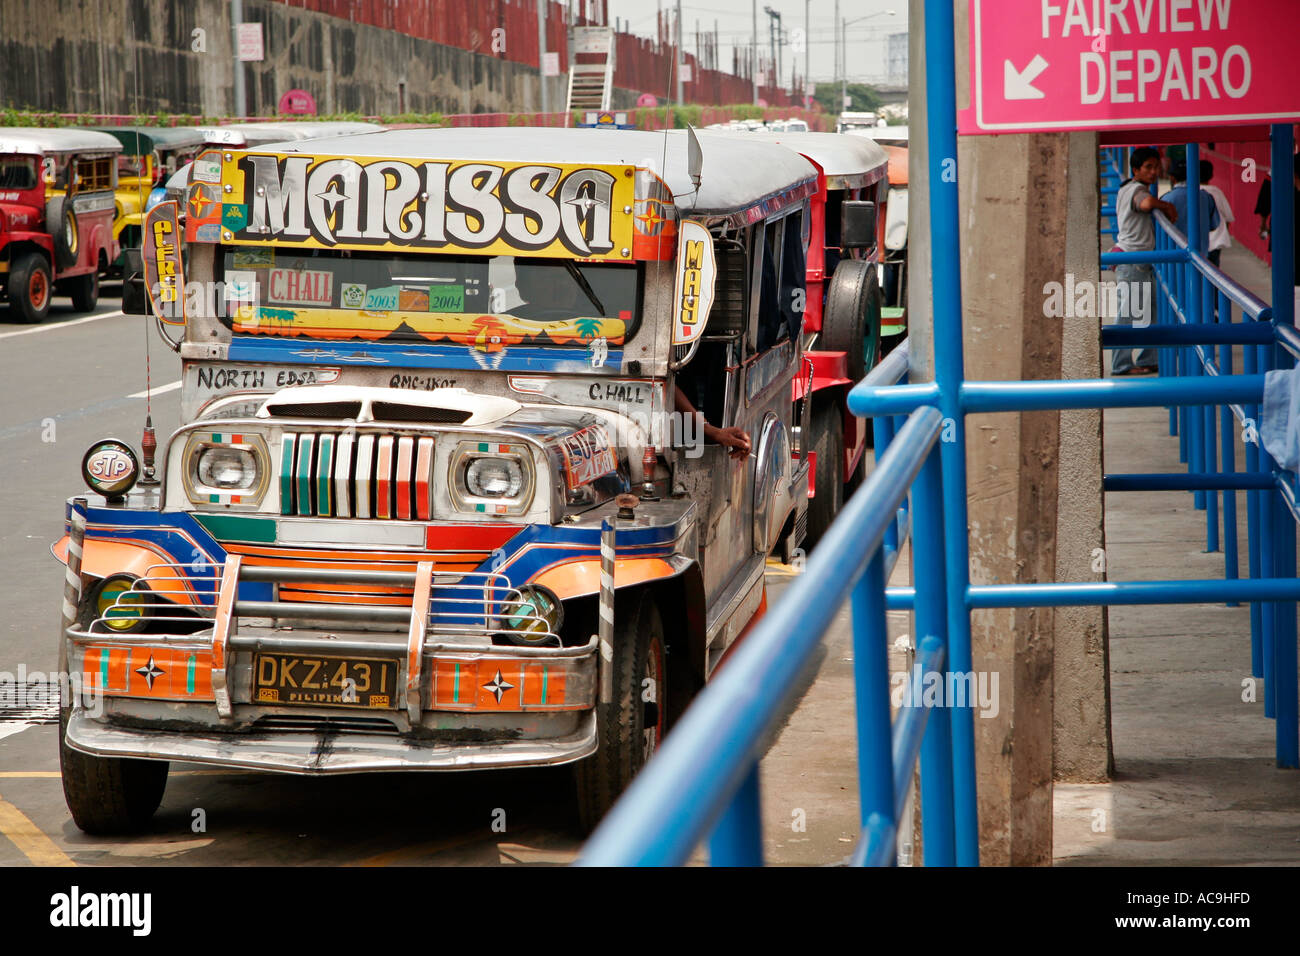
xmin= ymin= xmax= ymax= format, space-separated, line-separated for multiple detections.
xmin=579 ymin=9 xmax=1298 ymax=868
xmin=577 ymin=407 xmax=942 ymax=866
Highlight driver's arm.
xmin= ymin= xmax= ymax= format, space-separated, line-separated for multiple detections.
xmin=673 ymin=386 xmax=751 ymax=461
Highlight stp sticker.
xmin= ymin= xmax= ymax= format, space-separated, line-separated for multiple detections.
xmin=560 ymin=425 xmax=618 ymax=490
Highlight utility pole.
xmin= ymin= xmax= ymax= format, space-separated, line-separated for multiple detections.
xmin=804 ymin=0 xmax=810 ymax=109
xmin=537 ymin=0 xmax=550 ymax=114
xmin=833 ymin=0 xmax=839 ymax=113
xmin=763 ymin=7 xmax=781 ymax=95
xmin=231 ymin=0 xmax=247 ymax=117
xmin=675 ymin=0 xmax=683 ymax=104
xmin=751 ymin=0 xmax=758 ymax=104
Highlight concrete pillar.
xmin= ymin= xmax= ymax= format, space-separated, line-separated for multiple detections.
xmin=1054 ymin=131 xmax=1115 ymax=783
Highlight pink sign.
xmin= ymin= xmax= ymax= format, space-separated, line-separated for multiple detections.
xmin=278 ymin=89 xmax=317 ymax=116
xmin=962 ymin=0 xmax=1300 ymax=134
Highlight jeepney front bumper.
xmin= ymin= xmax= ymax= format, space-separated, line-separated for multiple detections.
xmin=62 ymin=559 xmax=600 ymax=774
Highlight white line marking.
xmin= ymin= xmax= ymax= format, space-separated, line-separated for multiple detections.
xmin=0 ymin=309 xmax=126 ymax=340
xmin=0 ymin=723 xmax=36 ymax=743
xmin=128 ymin=379 xmax=182 ymax=399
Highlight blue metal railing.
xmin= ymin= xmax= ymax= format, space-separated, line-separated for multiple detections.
xmin=581 ymin=1 xmax=1296 ymax=867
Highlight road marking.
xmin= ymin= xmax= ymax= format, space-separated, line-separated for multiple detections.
xmin=0 ymin=723 xmax=36 ymax=744
xmin=0 ymin=310 xmax=126 ymax=341
xmin=128 ymin=379 xmax=182 ymax=399
xmin=0 ymin=793 xmax=75 ymax=866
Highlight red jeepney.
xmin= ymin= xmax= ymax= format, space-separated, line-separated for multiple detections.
xmin=0 ymin=128 xmax=121 ymax=322
xmin=750 ymin=131 xmax=893 ymax=547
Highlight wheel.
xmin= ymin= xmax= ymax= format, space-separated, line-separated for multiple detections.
xmin=47 ymin=196 xmax=80 ymax=269
xmin=573 ymin=591 xmax=667 ymax=833
xmin=805 ymin=401 xmax=844 ymax=549
xmin=69 ymin=270 xmax=98 ymax=312
xmin=7 ymin=252 xmax=52 ymax=323
xmin=57 ymin=596 xmax=168 ymax=834
xmin=822 ymin=258 xmax=883 ymax=383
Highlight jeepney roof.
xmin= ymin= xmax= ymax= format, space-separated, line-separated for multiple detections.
xmin=221 ymin=121 xmax=385 ymax=143
xmin=852 ymin=125 xmax=908 ymax=146
xmin=264 ymin=127 xmax=818 ymax=217
xmin=194 ymin=125 xmax=304 ymax=148
xmin=89 ymin=126 xmax=206 ymax=154
xmin=0 ymin=127 xmax=123 ymax=157
xmin=743 ymin=131 xmax=890 ymax=191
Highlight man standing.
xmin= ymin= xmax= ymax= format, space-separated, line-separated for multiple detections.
xmin=1199 ymin=160 xmax=1235 ymax=269
xmin=1112 ymin=148 xmax=1178 ymax=376
xmin=1161 ymin=159 xmax=1220 ymax=252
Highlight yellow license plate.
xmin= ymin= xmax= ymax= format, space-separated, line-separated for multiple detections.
xmin=253 ymin=654 xmax=398 ymax=709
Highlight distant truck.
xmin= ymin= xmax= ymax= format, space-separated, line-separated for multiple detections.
xmin=836 ymin=111 xmax=880 ymax=133
xmin=0 ymin=128 xmax=120 ymax=322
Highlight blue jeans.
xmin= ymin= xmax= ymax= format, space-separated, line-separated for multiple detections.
xmin=1111 ymin=262 xmax=1157 ymax=374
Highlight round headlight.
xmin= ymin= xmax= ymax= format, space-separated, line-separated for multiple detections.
xmin=81 ymin=439 xmax=139 ymax=499
xmin=466 ymin=457 xmax=523 ymax=498
xmin=95 ymin=575 xmax=148 ymax=633
xmin=498 ymin=584 xmax=564 ymax=646
xmin=197 ymin=447 xmax=256 ymax=489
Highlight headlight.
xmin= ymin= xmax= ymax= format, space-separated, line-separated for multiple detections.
xmin=144 ymin=186 xmax=167 ymax=213
xmin=496 ymin=584 xmax=564 ymax=647
xmin=450 ymin=440 xmax=535 ymax=516
xmin=466 ymin=457 xmax=523 ymax=498
xmin=198 ymin=447 xmax=256 ymax=489
xmin=182 ymin=432 xmax=270 ymax=505
xmin=94 ymin=575 xmax=149 ymax=633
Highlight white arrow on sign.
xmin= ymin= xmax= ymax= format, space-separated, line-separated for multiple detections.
xmin=1004 ymin=54 xmax=1049 ymax=100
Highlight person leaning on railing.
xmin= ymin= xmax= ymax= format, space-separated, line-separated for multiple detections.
xmin=1112 ymin=147 xmax=1177 ymax=377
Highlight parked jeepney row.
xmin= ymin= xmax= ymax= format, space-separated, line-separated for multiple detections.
xmin=42 ymin=118 xmax=907 ymax=835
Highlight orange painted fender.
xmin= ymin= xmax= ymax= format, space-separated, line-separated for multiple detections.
xmin=532 ymin=556 xmax=678 ymax=601
xmin=50 ymin=535 xmax=199 ymax=606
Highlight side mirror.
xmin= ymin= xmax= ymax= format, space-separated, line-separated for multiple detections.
xmin=841 ymin=200 xmax=877 ymax=251
xmin=121 ymin=248 xmax=148 ymax=315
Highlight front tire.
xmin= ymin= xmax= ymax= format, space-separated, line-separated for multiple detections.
xmin=822 ymin=259 xmax=883 ymax=383
xmin=7 ymin=252 xmax=52 ymax=323
xmin=573 ymin=591 xmax=667 ymax=833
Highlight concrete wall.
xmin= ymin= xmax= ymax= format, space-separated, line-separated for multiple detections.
xmin=0 ymin=0 xmax=568 ymax=116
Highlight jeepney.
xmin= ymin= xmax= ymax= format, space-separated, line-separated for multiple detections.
xmin=90 ymin=126 xmax=205 ymax=276
xmin=54 ymin=127 xmax=817 ymax=833
xmin=0 ymin=128 xmax=120 ymax=321
xmin=850 ymin=126 xmax=909 ymax=330
xmin=746 ymin=131 xmax=891 ymax=546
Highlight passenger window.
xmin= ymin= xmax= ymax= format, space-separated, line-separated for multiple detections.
xmin=756 ymin=211 xmax=805 ymax=353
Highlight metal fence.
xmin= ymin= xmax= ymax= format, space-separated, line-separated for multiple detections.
xmin=579 ymin=1 xmax=1297 ymax=867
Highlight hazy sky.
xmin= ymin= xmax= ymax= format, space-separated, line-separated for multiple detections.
xmin=601 ymin=0 xmax=908 ymax=85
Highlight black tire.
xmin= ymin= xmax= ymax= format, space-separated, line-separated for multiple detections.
xmin=822 ymin=258 xmax=883 ymax=383
xmin=69 ymin=270 xmax=98 ymax=312
xmin=57 ymin=595 xmax=168 ymax=835
xmin=47 ymin=196 xmax=80 ymax=269
xmin=805 ymin=401 xmax=844 ymax=549
xmin=573 ymin=591 xmax=667 ymax=833
xmin=7 ymin=252 xmax=52 ymax=323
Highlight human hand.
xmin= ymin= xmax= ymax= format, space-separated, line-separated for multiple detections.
xmin=709 ymin=425 xmax=752 ymax=461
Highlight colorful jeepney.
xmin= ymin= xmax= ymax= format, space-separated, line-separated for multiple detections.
xmin=0 ymin=127 xmax=120 ymax=321
xmin=55 ymin=128 xmax=817 ymax=833
xmin=90 ymin=126 xmax=205 ymax=276
xmin=747 ymin=131 xmax=892 ymax=546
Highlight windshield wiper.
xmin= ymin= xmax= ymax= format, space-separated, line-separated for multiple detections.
xmin=562 ymin=261 xmax=606 ymax=316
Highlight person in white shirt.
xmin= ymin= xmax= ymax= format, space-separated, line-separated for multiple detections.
xmin=1199 ymin=159 xmax=1235 ymax=269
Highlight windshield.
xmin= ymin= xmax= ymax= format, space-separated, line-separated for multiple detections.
xmin=218 ymin=248 xmax=640 ymax=349
xmin=0 ymin=158 xmax=37 ymax=191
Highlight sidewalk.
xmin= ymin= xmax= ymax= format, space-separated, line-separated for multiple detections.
xmin=1055 ymin=245 xmax=1300 ymax=865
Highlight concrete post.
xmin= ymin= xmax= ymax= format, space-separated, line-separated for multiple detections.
xmin=1054 ymin=131 xmax=1115 ymax=783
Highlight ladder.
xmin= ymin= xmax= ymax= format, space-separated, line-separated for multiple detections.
xmin=566 ymin=26 xmax=614 ymax=113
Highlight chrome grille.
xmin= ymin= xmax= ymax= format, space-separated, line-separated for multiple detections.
xmin=279 ymin=432 xmax=436 ymax=519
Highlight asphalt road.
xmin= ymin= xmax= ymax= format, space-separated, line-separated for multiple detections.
xmin=0 ymin=293 xmax=832 ymax=867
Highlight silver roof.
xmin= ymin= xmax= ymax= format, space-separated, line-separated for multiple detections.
xmin=741 ymin=131 xmax=890 ymax=189
xmin=851 ymin=126 xmax=908 ymax=146
xmin=0 ymin=127 xmax=123 ymax=156
xmin=262 ymin=127 xmax=818 ymax=216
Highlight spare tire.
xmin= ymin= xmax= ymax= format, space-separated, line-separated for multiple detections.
xmin=822 ymin=258 xmax=882 ymax=383
xmin=46 ymin=196 xmax=80 ymax=269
